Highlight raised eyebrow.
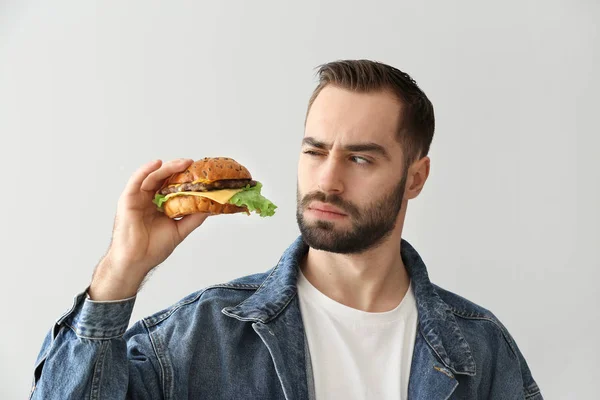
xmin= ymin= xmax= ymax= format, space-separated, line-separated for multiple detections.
xmin=343 ymin=143 xmax=390 ymax=160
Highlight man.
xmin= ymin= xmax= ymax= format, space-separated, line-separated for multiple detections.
xmin=31 ymin=60 xmax=542 ymax=399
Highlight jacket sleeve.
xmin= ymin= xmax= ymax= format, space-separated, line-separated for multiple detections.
xmin=489 ymin=318 xmax=544 ymax=400
xmin=29 ymin=290 xmax=164 ymax=400
xmin=506 ymin=330 xmax=543 ymax=400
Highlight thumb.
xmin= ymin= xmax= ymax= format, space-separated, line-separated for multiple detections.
xmin=176 ymin=212 xmax=210 ymax=240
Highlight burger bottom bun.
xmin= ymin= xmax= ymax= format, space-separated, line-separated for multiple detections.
xmin=163 ymin=195 xmax=249 ymax=218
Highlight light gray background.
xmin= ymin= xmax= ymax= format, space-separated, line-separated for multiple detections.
xmin=1 ymin=1 xmax=598 ymax=398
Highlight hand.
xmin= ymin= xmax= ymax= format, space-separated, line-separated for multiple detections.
xmin=88 ymin=159 xmax=209 ymax=300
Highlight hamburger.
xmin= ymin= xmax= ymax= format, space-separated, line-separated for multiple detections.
xmin=152 ymin=157 xmax=277 ymax=219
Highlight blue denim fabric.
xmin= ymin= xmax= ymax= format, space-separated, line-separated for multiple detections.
xmin=30 ymin=236 xmax=543 ymax=399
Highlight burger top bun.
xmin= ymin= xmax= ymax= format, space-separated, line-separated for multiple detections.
xmin=161 ymin=157 xmax=252 ymax=189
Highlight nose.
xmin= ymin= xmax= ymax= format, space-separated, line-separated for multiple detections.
xmin=318 ymin=157 xmax=344 ymax=194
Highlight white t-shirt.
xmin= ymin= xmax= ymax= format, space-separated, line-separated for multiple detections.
xmin=297 ymin=269 xmax=418 ymax=400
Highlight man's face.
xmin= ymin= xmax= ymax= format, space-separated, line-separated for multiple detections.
xmin=297 ymin=85 xmax=408 ymax=254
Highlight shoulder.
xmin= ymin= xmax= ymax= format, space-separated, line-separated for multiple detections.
xmin=433 ymin=283 xmax=520 ymax=354
xmin=434 ymin=284 xmax=502 ymax=323
xmin=141 ymin=270 xmax=271 ymax=328
xmin=432 ymin=284 xmax=542 ymax=398
xmin=433 ymin=284 xmax=517 ymax=357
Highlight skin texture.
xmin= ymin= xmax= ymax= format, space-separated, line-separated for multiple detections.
xmin=296 ymin=85 xmax=431 ymax=313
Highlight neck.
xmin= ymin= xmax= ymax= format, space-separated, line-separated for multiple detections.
xmin=300 ymin=230 xmax=410 ymax=313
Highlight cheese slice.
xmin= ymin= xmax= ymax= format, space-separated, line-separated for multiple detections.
xmin=163 ymin=188 xmax=244 ymax=204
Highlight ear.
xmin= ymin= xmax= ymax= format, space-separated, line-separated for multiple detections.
xmin=405 ymin=156 xmax=430 ymax=200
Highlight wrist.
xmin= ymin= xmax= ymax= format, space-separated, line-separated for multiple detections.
xmin=88 ymin=256 xmax=145 ymax=301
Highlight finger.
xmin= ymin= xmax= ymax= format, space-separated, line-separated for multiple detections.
xmin=140 ymin=158 xmax=195 ymax=192
xmin=176 ymin=212 xmax=210 ymax=240
xmin=124 ymin=159 xmax=163 ymax=196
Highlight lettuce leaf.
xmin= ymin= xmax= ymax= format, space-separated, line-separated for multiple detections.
xmin=152 ymin=182 xmax=277 ymax=217
xmin=153 ymin=193 xmax=167 ymax=210
xmin=229 ymin=182 xmax=277 ymax=217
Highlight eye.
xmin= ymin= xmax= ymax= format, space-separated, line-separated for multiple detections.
xmin=350 ymin=156 xmax=371 ymax=165
xmin=303 ymin=150 xmax=323 ymax=156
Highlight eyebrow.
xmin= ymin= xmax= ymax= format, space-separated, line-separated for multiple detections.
xmin=301 ymin=136 xmax=391 ymax=160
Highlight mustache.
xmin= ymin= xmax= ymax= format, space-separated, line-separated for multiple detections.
xmin=301 ymin=191 xmax=360 ymax=218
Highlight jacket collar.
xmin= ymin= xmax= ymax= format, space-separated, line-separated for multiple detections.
xmin=223 ymin=235 xmax=476 ymax=376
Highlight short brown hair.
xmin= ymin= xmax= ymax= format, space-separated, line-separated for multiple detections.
xmin=306 ymin=59 xmax=435 ymax=168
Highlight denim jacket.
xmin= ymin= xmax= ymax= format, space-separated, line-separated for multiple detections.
xmin=31 ymin=236 xmax=543 ymax=399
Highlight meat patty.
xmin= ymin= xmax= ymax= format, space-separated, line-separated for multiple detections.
xmin=159 ymin=179 xmax=257 ymax=195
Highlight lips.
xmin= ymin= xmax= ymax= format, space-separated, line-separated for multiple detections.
xmin=308 ymin=202 xmax=347 ymax=216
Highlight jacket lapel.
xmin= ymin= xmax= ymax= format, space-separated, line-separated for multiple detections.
xmin=252 ymin=297 xmax=310 ymax=400
xmin=402 ymin=238 xmax=477 ymax=398
xmin=408 ymin=331 xmax=459 ymax=400
xmin=222 ymin=236 xmax=310 ymax=400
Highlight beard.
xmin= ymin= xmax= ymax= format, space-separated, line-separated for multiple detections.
xmin=296 ymin=172 xmax=408 ymax=254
